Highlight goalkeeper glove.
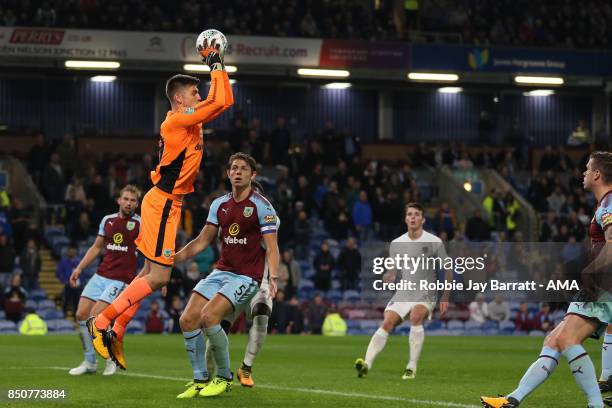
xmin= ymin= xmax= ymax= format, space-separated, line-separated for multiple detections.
xmin=198 ymin=39 xmax=225 ymax=71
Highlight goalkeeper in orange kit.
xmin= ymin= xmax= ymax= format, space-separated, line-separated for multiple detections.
xmin=87 ymin=35 xmax=233 ymax=370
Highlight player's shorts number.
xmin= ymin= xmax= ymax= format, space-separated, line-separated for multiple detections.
xmin=234 ymin=284 xmax=247 ymax=301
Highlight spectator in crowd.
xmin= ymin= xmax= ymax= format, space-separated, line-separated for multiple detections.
xmin=337 ymin=237 xmax=361 ymax=291
xmin=41 ymin=152 xmax=66 ymax=205
xmin=464 ymin=209 xmax=490 ymax=241
xmin=352 ymin=190 xmax=373 ymax=242
xmin=293 ymin=210 xmax=312 ymax=260
xmin=182 ymin=262 xmax=201 ymax=295
xmin=547 ymin=185 xmax=566 ymax=215
xmin=278 ymin=249 xmax=301 ymax=298
xmin=10 ymin=199 xmax=30 ymax=253
xmin=513 ymin=302 xmax=533 ymax=332
xmin=70 ymin=212 xmax=94 ymax=243
xmin=167 ymin=296 xmax=184 ymax=334
xmin=270 ymin=289 xmax=289 ymax=334
xmin=328 ymin=211 xmax=353 ymax=242
xmin=0 ymin=233 xmax=16 ymax=287
xmin=145 ymin=300 xmax=165 ymax=334
xmin=269 ymin=117 xmax=291 ymax=166
xmin=539 ymin=211 xmax=558 ymax=241
xmin=437 ymin=202 xmax=457 ymax=239
xmin=19 ymin=239 xmax=41 ymax=292
xmin=65 ymin=177 xmax=87 ymax=206
xmin=533 ymin=302 xmax=554 ymax=332
xmin=4 ymin=273 xmax=27 ymax=323
xmin=469 ymin=293 xmax=489 ymax=323
xmin=27 ymin=134 xmax=51 ymax=185
xmin=56 ymin=244 xmax=81 ymax=316
xmin=487 ymin=294 xmax=510 ymax=322
xmin=307 ymin=293 xmax=327 ymax=334
xmin=286 ymin=296 xmax=305 ymax=334
xmin=313 ymin=241 xmax=335 ymax=292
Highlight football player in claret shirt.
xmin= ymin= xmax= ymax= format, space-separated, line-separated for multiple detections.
xmin=87 ymin=39 xmax=233 ymax=369
xmin=68 ymin=185 xmax=141 ymax=376
xmin=482 ymin=152 xmax=612 ymax=408
xmin=174 ymin=152 xmax=280 ymax=398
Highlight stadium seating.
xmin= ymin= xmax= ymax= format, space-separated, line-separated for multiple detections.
xmin=126 ymin=320 xmax=145 ymax=334
xmin=0 ymin=320 xmax=18 ymax=334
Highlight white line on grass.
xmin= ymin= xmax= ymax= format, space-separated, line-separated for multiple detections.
xmin=9 ymin=366 xmax=479 ymax=408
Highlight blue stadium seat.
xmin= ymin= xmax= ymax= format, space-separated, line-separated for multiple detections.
xmin=499 ymin=320 xmax=516 ymax=334
xmin=298 ymin=287 xmax=314 ymax=300
xmin=0 ymin=311 xmax=4 ymax=320
xmin=29 ymin=289 xmax=47 ymax=302
xmin=324 ymin=290 xmax=343 ymax=303
xmin=481 ymin=320 xmax=499 ymax=330
xmin=25 ymin=299 xmax=37 ymax=310
xmin=447 ymin=320 xmax=465 ymax=331
xmin=529 ymin=330 xmax=545 ymax=337
xmin=464 ymin=320 xmax=482 ymax=334
xmin=359 ymin=320 xmax=380 ymax=332
xmin=298 ymin=279 xmax=314 ymax=289
xmin=54 ymin=319 xmax=75 ymax=332
xmin=343 ymin=290 xmax=360 ymax=302
xmin=37 ymin=299 xmax=56 ymax=310
xmin=396 ymin=323 xmax=410 ymax=335
xmin=126 ymin=320 xmax=145 ymax=334
xmin=425 ymin=320 xmax=443 ymax=331
xmin=0 ymin=320 xmax=18 ymax=334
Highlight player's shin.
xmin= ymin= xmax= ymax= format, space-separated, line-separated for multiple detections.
xmin=508 ymin=346 xmax=560 ymax=402
xmin=112 ymin=300 xmax=141 ymax=342
xmin=244 ymin=314 xmax=269 ymax=367
xmin=407 ymin=325 xmax=425 ymax=372
xmin=78 ymin=320 xmax=97 ymax=364
xmin=365 ymin=328 xmax=389 ymax=368
xmin=183 ymin=329 xmax=208 ymax=382
xmin=204 ymin=325 xmax=232 ymax=379
xmin=563 ymin=345 xmax=604 ymax=408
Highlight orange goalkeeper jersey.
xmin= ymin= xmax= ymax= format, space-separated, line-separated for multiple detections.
xmin=151 ymin=70 xmax=233 ymax=195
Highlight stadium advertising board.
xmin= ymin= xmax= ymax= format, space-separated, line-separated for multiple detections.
xmin=412 ymin=43 xmax=612 ymax=76
xmin=319 ymin=39 xmax=410 ymax=68
xmin=0 ymin=27 xmax=322 ymax=66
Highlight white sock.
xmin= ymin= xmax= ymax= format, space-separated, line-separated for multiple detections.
xmin=407 ymin=325 xmax=425 ymax=371
xmin=365 ymin=328 xmax=389 ymax=368
xmin=243 ymin=315 xmax=269 ymax=367
xmin=600 ymin=333 xmax=612 ymax=381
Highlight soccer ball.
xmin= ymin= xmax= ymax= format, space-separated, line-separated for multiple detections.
xmin=196 ymin=29 xmax=228 ymax=60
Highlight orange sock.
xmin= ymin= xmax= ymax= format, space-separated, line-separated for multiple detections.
xmin=96 ymin=278 xmax=152 ymax=329
xmin=112 ymin=300 xmax=141 ymax=342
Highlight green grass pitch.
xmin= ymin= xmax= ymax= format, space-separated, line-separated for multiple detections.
xmin=0 ymin=334 xmax=603 ymax=407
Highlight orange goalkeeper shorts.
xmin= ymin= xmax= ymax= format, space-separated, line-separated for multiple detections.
xmin=135 ymin=186 xmax=183 ymax=266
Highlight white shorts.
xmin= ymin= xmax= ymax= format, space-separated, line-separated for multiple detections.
xmin=224 ymin=284 xmax=273 ymax=323
xmin=384 ymin=301 xmax=434 ymax=321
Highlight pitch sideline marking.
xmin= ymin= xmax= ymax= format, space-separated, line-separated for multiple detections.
xmin=7 ymin=366 xmax=479 ymax=408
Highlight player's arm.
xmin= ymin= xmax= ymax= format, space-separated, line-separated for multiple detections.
xmin=263 ymin=232 xmax=280 ymax=298
xmin=174 ymin=224 xmax=218 ymax=263
xmin=69 ymin=236 xmax=104 ymax=287
xmin=194 ymin=71 xmax=233 ymax=123
xmin=165 ymin=70 xmax=227 ymax=128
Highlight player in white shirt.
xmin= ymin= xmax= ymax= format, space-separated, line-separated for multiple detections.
xmin=355 ymin=202 xmax=450 ymax=380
